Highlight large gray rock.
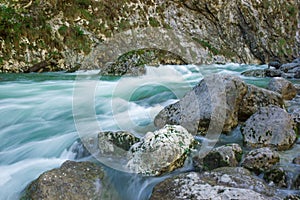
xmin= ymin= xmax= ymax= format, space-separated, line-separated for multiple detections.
xmin=241 ymin=106 xmax=297 ymax=150
xmin=155 ymin=74 xmax=284 ymax=135
xmin=267 ymin=77 xmax=297 ymax=100
xmin=22 ymin=161 xmax=118 ymax=200
xmin=238 ymin=85 xmax=284 ymax=121
xmin=202 ymin=143 xmax=243 ymax=170
xmin=150 ymin=169 xmax=275 ymax=200
xmin=280 ymin=63 xmax=300 ymax=73
xmin=155 ymin=74 xmax=247 ymax=134
xmin=126 ymin=125 xmax=195 ymax=176
xmin=241 ymin=147 xmax=280 ymax=174
xmin=241 ymin=69 xmax=266 ymax=77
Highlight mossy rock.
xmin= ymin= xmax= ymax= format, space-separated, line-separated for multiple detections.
xmin=99 ymin=48 xmax=187 ymax=76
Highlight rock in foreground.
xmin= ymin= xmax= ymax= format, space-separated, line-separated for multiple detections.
xmin=241 ymin=147 xmax=280 ymax=174
xmin=22 ymin=160 xmax=118 ymax=200
xmin=150 ymin=170 xmax=274 ymax=200
xmin=241 ymin=106 xmax=297 ymax=150
xmin=126 ymin=125 xmax=195 ymax=176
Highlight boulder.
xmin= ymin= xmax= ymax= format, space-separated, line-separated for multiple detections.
xmin=21 ymin=161 xmax=118 ymax=200
xmin=154 ymin=74 xmax=247 ymax=134
xmin=126 ymin=125 xmax=195 ymax=176
xmin=241 ymin=147 xmax=280 ymax=174
xmin=238 ymin=85 xmax=284 ymax=121
xmin=155 ymin=74 xmax=284 ymax=135
xmin=202 ymin=143 xmax=242 ymax=170
xmin=265 ymin=69 xmax=283 ymax=77
xmin=150 ymin=169 xmax=275 ymax=200
xmin=99 ymin=48 xmax=187 ymax=76
xmin=267 ymin=77 xmax=297 ymax=100
xmin=241 ymin=69 xmax=266 ymax=77
xmin=268 ymin=61 xmax=281 ymax=69
xmin=241 ymin=106 xmax=297 ymax=150
xmin=263 ymin=167 xmax=288 ymax=188
xmin=280 ymin=63 xmax=300 ymax=73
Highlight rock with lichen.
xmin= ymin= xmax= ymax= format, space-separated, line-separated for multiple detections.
xmin=99 ymin=48 xmax=187 ymax=76
xmin=241 ymin=147 xmax=280 ymax=174
xmin=126 ymin=125 xmax=195 ymax=176
xmin=150 ymin=169 xmax=275 ymax=200
xmin=267 ymin=77 xmax=297 ymax=100
xmin=241 ymin=106 xmax=297 ymax=150
xmin=21 ymin=160 xmax=119 ymax=200
xmin=202 ymin=143 xmax=243 ymax=170
xmin=263 ymin=167 xmax=288 ymax=188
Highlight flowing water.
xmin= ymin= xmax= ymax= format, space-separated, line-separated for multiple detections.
xmin=0 ymin=64 xmax=299 ymax=199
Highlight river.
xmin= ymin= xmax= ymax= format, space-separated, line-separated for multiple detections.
xmin=0 ymin=64 xmax=299 ymax=199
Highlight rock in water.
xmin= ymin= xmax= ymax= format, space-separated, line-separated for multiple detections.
xmin=202 ymin=143 xmax=243 ymax=170
xmin=126 ymin=125 xmax=195 ymax=176
xmin=238 ymin=85 xmax=283 ymax=121
xmin=155 ymin=74 xmax=248 ymax=134
xmin=241 ymin=69 xmax=266 ymax=77
xmin=241 ymin=147 xmax=280 ymax=174
xmin=150 ymin=170 xmax=275 ymax=200
xmin=154 ymin=74 xmax=284 ymax=135
xmin=98 ymin=131 xmax=140 ymax=156
xmin=263 ymin=167 xmax=288 ymax=188
xmin=267 ymin=77 xmax=297 ymax=100
xmin=241 ymin=106 xmax=297 ymax=150
xmin=21 ymin=160 xmax=118 ymax=200
xmin=99 ymin=48 xmax=187 ymax=76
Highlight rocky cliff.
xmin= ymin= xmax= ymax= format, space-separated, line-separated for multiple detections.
xmin=0 ymin=0 xmax=299 ymax=73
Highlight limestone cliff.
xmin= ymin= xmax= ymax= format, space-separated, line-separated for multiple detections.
xmin=0 ymin=0 xmax=299 ymax=72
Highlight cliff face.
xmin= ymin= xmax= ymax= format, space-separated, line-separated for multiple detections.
xmin=0 ymin=0 xmax=299 ymax=72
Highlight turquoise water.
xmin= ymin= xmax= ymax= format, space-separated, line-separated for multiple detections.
xmin=0 ymin=64 xmax=297 ymax=199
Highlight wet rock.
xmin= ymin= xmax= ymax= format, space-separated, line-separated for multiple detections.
xmin=154 ymin=74 xmax=248 ymax=134
xmin=126 ymin=125 xmax=195 ymax=176
xmin=241 ymin=147 xmax=280 ymax=174
xmin=241 ymin=106 xmax=297 ymax=150
xmin=150 ymin=170 xmax=274 ymax=200
xmin=99 ymin=48 xmax=187 ymax=76
xmin=268 ymin=61 xmax=281 ymax=69
xmin=280 ymin=63 xmax=300 ymax=73
xmin=293 ymin=156 xmax=300 ymax=165
xmin=238 ymin=85 xmax=284 ymax=121
xmin=98 ymin=131 xmax=140 ymax=156
xmin=265 ymin=69 xmax=283 ymax=77
xmin=267 ymin=77 xmax=297 ymax=100
xmin=242 ymin=69 xmax=266 ymax=77
xmin=263 ymin=167 xmax=288 ymax=188
xmin=202 ymin=143 xmax=242 ymax=170
xmin=293 ymin=174 xmax=300 ymax=190
xmin=21 ymin=160 xmax=118 ymax=200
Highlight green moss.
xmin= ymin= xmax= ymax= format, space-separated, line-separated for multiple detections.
xmin=149 ymin=17 xmax=160 ymax=27
xmin=192 ymin=37 xmax=219 ymax=55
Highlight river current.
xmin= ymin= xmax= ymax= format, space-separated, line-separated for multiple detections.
xmin=0 ymin=64 xmax=298 ymax=199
